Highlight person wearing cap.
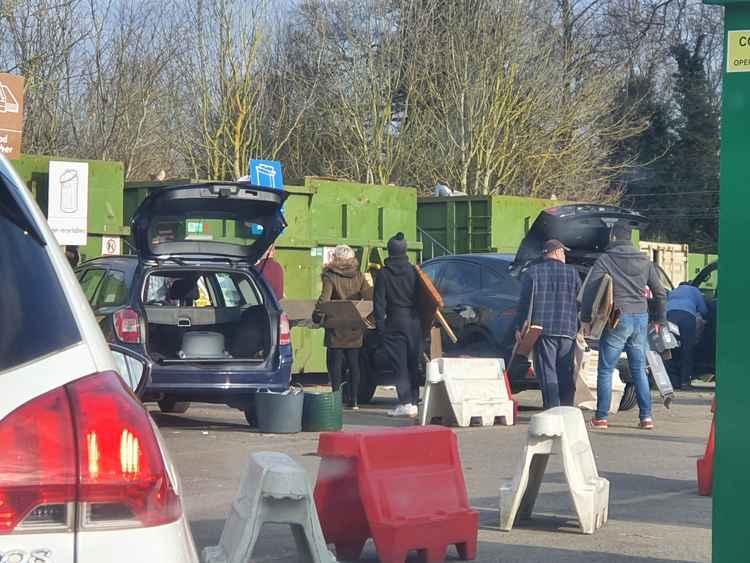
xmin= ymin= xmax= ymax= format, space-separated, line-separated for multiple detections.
xmin=314 ymin=245 xmax=373 ymax=410
xmin=513 ymin=239 xmax=581 ymax=409
xmin=580 ymin=224 xmax=667 ymax=430
xmin=373 ymin=232 xmax=422 ymax=418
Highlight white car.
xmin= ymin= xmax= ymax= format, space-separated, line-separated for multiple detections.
xmin=0 ymin=155 xmax=199 ymax=562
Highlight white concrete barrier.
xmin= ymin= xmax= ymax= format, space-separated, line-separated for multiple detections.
xmin=499 ymin=406 xmax=609 ymax=535
xmin=420 ymin=357 xmax=514 ymax=427
xmin=203 ymin=452 xmax=336 ymax=563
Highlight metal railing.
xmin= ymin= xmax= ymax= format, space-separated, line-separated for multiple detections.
xmin=417 ymin=227 xmax=453 ymax=262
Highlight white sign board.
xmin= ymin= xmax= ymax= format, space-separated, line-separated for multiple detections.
xmin=323 ymin=246 xmax=336 ymax=265
xmin=47 ymin=161 xmax=89 ymax=246
xmin=101 ymin=236 xmax=121 ymax=256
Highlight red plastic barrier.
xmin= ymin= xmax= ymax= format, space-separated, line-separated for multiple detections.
xmin=697 ymin=399 xmax=716 ymax=496
xmin=314 ymin=426 xmax=478 ymax=563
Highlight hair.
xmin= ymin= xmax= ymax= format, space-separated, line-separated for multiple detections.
xmin=611 ymin=224 xmax=633 ymax=241
xmin=326 ymin=245 xmax=358 ymax=271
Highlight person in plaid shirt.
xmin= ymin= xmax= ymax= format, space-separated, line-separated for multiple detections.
xmin=514 ymin=239 xmax=581 ymax=408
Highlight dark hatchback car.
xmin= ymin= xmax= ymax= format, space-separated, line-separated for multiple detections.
xmin=423 ymin=204 xmax=673 ymax=410
xmin=76 ymin=182 xmax=292 ymax=426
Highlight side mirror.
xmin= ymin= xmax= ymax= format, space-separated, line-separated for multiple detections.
xmin=110 ymin=345 xmax=151 ymax=397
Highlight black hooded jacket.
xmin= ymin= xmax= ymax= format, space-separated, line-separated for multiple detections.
xmin=580 ymin=241 xmax=667 ymax=323
xmin=373 ymin=255 xmax=419 ymax=333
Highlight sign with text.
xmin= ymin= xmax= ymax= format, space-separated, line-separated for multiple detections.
xmin=249 ymin=159 xmax=284 ymax=189
xmin=48 ymin=161 xmax=89 ymax=246
xmin=728 ymin=30 xmax=750 ymax=73
xmin=0 ymin=73 xmax=24 ymax=159
xmin=101 ymin=236 xmax=121 ymax=256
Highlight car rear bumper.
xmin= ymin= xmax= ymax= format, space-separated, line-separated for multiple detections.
xmin=76 ymin=516 xmax=199 ymax=563
xmin=144 ymin=346 xmax=293 ymax=400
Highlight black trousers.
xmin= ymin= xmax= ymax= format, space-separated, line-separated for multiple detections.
xmin=667 ymin=310 xmax=697 ymax=389
xmin=327 ymin=348 xmax=361 ymax=403
xmin=532 ymin=335 xmax=576 ymax=409
xmin=382 ymin=315 xmax=423 ymax=405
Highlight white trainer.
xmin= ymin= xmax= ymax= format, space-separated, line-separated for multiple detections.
xmin=387 ymin=404 xmax=418 ymax=418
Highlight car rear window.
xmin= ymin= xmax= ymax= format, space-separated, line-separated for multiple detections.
xmin=0 ymin=176 xmax=81 ymax=372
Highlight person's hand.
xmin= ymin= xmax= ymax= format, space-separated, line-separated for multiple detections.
xmin=654 ymin=322 xmax=662 ymax=334
xmin=581 ymin=322 xmax=591 ymax=336
xmin=515 ymin=330 xmax=522 ymax=343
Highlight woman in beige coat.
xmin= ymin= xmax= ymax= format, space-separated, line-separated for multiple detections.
xmin=314 ymin=245 xmax=372 ymax=409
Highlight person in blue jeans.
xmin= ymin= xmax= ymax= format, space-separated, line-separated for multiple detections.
xmin=580 ymin=224 xmax=667 ymax=430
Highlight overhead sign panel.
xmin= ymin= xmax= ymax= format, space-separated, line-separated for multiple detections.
xmin=0 ymin=73 xmax=24 ymax=159
xmin=48 ymin=161 xmax=89 ymax=246
xmin=728 ymin=30 xmax=750 ymax=73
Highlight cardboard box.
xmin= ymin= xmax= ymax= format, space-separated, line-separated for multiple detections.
xmin=318 ymin=300 xmax=373 ymax=330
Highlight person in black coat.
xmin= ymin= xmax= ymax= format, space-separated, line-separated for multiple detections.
xmin=373 ymin=232 xmax=422 ymax=418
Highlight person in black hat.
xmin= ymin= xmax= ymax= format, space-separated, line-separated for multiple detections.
xmin=373 ymin=232 xmax=422 ymax=418
xmin=513 ymin=239 xmax=581 ymax=409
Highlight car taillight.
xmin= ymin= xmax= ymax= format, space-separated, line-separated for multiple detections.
xmin=114 ymin=308 xmax=141 ymax=344
xmin=0 ymin=387 xmax=76 ymax=533
xmin=279 ymin=313 xmax=291 ymax=346
xmin=0 ymin=372 xmax=180 ymax=535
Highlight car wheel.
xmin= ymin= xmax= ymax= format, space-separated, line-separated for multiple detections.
xmin=619 ymin=383 xmax=637 ymax=411
xmin=459 ymin=335 xmax=496 ymax=358
xmin=158 ymin=398 xmax=190 ymax=414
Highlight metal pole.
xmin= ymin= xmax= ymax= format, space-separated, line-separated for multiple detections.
xmin=703 ymin=2 xmax=750 ymax=560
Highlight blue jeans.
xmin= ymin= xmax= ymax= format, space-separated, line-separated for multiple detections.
xmin=596 ymin=312 xmax=652 ymax=421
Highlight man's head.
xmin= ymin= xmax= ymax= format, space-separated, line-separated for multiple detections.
xmin=610 ymin=224 xmax=633 ymax=243
xmin=542 ymin=239 xmax=569 ymax=263
xmin=387 ymin=232 xmax=407 ymax=257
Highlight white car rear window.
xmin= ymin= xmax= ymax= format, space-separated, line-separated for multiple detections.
xmin=0 ymin=178 xmax=81 ymax=372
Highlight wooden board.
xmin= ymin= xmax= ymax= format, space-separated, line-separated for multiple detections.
xmin=588 ymin=274 xmax=613 ymax=339
xmin=514 ymin=324 xmax=543 ymax=357
xmin=415 ymin=264 xmax=444 ymax=335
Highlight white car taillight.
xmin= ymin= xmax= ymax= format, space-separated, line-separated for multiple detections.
xmin=114 ymin=308 xmax=142 ymax=344
xmin=0 ymin=372 xmax=181 ymax=535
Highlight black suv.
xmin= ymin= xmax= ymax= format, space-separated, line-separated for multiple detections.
xmin=76 ymin=182 xmax=293 ymax=425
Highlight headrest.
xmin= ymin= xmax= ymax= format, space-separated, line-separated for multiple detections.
xmin=169 ymin=278 xmax=199 ymax=302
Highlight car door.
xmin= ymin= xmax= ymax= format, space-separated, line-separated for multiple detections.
xmin=435 ymin=260 xmax=482 ymax=341
xmin=478 ymin=266 xmax=522 ymax=350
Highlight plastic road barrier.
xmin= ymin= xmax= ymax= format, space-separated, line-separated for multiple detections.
xmin=420 ymin=358 xmax=514 ymax=427
xmin=697 ymin=399 xmax=716 ymax=496
xmin=499 ymin=406 xmax=609 ymax=535
xmin=204 ymin=452 xmax=336 ymax=563
xmin=314 ymin=426 xmax=478 ymax=563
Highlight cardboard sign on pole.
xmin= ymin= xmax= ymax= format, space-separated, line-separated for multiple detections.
xmin=0 ymin=73 xmax=24 ymax=160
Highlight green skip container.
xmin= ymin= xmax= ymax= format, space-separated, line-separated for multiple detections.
xmin=302 ymin=389 xmax=343 ymax=432
xmin=255 ymin=388 xmax=304 ymax=434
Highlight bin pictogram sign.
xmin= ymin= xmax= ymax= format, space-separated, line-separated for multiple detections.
xmin=0 ymin=73 xmax=24 ymax=159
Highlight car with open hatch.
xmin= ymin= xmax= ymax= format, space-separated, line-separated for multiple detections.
xmin=0 ymin=154 xmax=198 ymax=562
xmin=75 ymin=181 xmax=293 ymax=426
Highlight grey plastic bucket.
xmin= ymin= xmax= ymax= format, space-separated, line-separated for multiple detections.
xmin=255 ymin=387 xmax=304 ymax=434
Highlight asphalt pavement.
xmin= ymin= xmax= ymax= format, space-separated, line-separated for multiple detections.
xmin=155 ymin=386 xmax=713 ymax=563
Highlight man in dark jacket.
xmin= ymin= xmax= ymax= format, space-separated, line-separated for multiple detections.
xmin=513 ymin=239 xmax=581 ymax=409
xmin=373 ymin=232 xmax=422 ymax=418
xmin=581 ymin=224 xmax=667 ymax=430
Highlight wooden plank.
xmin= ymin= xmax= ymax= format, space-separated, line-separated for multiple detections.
xmin=414 ymin=264 xmax=444 ymax=335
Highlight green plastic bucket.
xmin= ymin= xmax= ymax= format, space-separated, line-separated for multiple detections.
xmin=255 ymin=388 xmax=304 ymax=434
xmin=302 ymin=389 xmax=343 ymax=432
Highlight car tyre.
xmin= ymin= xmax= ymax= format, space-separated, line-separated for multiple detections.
xmin=158 ymin=398 xmax=191 ymax=414
xmin=619 ymin=383 xmax=637 ymax=411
